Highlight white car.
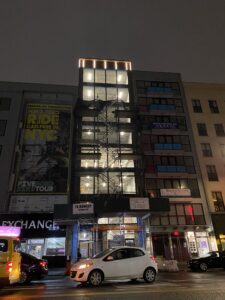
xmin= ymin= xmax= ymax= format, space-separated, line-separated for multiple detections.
xmin=70 ymin=246 xmax=158 ymax=286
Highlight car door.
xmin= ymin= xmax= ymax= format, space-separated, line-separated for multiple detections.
xmin=128 ymin=248 xmax=146 ymax=277
xmin=102 ymin=248 xmax=131 ymax=279
xmin=9 ymin=239 xmax=21 ymax=283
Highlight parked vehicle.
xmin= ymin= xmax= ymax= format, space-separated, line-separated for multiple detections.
xmin=188 ymin=251 xmax=225 ymax=272
xmin=0 ymin=227 xmax=21 ymax=287
xmin=70 ymin=246 xmax=158 ymax=286
xmin=19 ymin=252 xmax=48 ymax=284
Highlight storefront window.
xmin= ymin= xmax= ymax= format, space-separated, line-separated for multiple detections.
xmin=98 ymin=218 xmax=109 ymax=224
xmin=45 ymin=237 xmax=65 ymax=256
xmin=124 ymin=217 xmax=137 ymax=224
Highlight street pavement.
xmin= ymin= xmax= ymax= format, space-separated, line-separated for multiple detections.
xmin=1 ymin=269 xmax=225 ymax=299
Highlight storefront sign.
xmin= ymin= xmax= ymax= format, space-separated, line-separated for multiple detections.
xmin=160 ymin=188 xmax=191 ymax=197
xmin=129 ymin=198 xmax=149 ymax=210
xmin=73 ymin=203 xmax=94 ymax=215
xmin=0 ymin=214 xmax=65 ymax=238
xmin=9 ymin=195 xmax=67 ymax=212
xmin=0 ymin=226 xmax=21 ymax=237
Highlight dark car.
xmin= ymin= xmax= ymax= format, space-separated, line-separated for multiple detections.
xmin=19 ymin=252 xmax=48 ymax=284
xmin=188 ymin=251 xmax=225 ymax=272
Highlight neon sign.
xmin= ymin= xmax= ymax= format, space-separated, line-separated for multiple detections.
xmin=0 ymin=226 xmax=21 ymax=237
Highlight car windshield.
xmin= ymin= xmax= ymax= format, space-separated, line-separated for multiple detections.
xmin=92 ymin=249 xmax=113 ymax=259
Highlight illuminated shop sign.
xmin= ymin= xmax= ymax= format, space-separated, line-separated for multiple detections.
xmin=0 ymin=214 xmax=64 ymax=238
xmin=0 ymin=226 xmax=21 ymax=237
xmin=1 ymin=219 xmax=58 ymax=230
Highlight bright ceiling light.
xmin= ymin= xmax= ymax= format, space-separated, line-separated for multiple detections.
xmin=120 ymin=131 xmax=125 ymax=136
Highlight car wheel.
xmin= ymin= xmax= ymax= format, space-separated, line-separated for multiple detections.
xmin=199 ymin=262 xmax=208 ymax=272
xmin=88 ymin=270 xmax=103 ymax=287
xmin=143 ymin=267 xmax=156 ymax=283
xmin=19 ymin=270 xmax=30 ymax=284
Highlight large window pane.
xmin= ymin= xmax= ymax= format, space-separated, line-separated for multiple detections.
xmin=117 ymin=71 xmax=128 ymax=85
xmin=95 ymin=87 xmax=106 ymax=100
xmin=83 ymin=86 xmax=94 ymax=100
xmin=80 ymin=176 xmax=94 ymax=194
xmin=95 ymin=70 xmax=105 ymax=83
xmin=122 ymin=173 xmax=136 ymax=193
xmin=106 ymin=70 xmax=116 ymax=84
xmin=83 ymin=69 xmax=94 ymax=83
xmin=118 ymin=88 xmax=129 ymax=102
xmin=107 ymin=88 xmax=117 ymax=100
xmin=46 ymin=238 xmax=65 ymax=256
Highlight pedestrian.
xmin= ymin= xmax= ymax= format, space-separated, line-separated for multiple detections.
xmin=77 ymin=248 xmax=81 ymax=261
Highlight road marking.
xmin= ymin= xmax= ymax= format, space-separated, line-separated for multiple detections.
xmin=1 ymin=286 xmax=225 ymax=299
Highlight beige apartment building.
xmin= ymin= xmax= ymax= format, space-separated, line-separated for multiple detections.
xmin=184 ymin=82 xmax=225 ymax=251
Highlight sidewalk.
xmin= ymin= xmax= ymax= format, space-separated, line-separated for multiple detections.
xmin=48 ymin=268 xmax=67 ymax=276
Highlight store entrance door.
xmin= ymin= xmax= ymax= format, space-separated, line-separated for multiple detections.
xmin=79 ymin=241 xmax=93 ymax=259
xmin=171 ymin=236 xmax=190 ymax=261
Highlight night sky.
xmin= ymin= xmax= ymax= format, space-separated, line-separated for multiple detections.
xmin=0 ymin=0 xmax=225 ymax=85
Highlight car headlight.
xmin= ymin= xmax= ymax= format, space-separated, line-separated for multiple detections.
xmin=78 ymin=262 xmax=93 ymax=270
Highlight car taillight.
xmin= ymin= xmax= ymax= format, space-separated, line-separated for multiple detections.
xmin=150 ymin=255 xmax=155 ymax=262
xmin=39 ymin=261 xmax=47 ymax=268
xmin=6 ymin=262 xmax=13 ymax=273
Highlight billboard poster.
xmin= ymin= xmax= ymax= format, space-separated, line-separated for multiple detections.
xmin=16 ymin=103 xmax=71 ymax=194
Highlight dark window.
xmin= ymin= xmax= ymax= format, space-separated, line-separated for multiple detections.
xmin=197 ymin=123 xmax=208 ymax=136
xmin=13 ymin=240 xmax=21 ymax=252
xmin=0 ymin=98 xmax=11 ymax=111
xmin=0 ymin=145 xmax=2 ymax=156
xmin=201 ymin=143 xmax=212 ymax=157
xmin=192 ymin=99 xmax=202 ymax=112
xmin=209 ymin=100 xmax=219 ymax=113
xmin=0 ymin=120 xmax=7 ymax=136
xmin=129 ymin=248 xmax=145 ymax=258
xmin=212 ymin=191 xmax=225 ymax=212
xmin=214 ymin=124 xmax=225 ymax=136
xmin=111 ymin=249 xmax=129 ymax=260
xmin=220 ymin=144 xmax=225 ymax=157
xmin=150 ymin=203 xmax=205 ymax=226
xmin=85 ymin=60 xmax=93 ymax=68
xmin=0 ymin=239 xmax=8 ymax=252
xmin=206 ymin=165 xmax=218 ymax=181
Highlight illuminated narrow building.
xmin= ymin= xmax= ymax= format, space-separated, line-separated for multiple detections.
xmin=71 ymin=58 xmax=149 ymax=257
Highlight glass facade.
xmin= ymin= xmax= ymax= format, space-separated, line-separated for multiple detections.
xmin=78 ymin=59 xmax=136 ymax=195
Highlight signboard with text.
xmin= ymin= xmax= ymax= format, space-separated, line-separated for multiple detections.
xmin=73 ymin=203 xmax=94 ymax=215
xmin=16 ymin=103 xmax=72 ymax=194
xmin=129 ymin=198 xmax=149 ymax=210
